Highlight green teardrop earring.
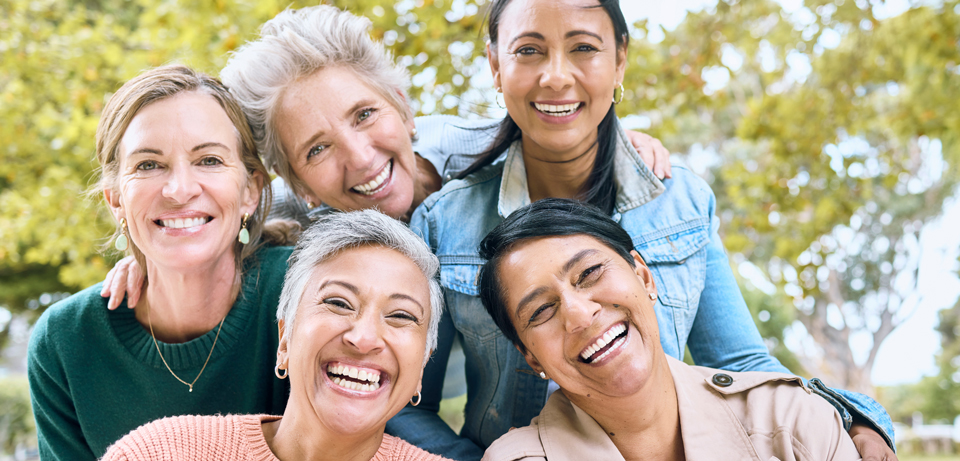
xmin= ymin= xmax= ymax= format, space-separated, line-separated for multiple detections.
xmin=238 ymin=213 xmax=250 ymax=245
xmin=114 ymin=218 xmax=128 ymax=251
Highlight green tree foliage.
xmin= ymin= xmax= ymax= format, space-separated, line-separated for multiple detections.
xmin=3 ymin=0 xmax=958 ymax=398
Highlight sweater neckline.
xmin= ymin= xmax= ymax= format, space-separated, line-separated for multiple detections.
xmin=109 ymin=252 xmax=266 ymax=370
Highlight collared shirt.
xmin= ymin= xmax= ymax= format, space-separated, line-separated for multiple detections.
xmin=482 ymin=356 xmax=862 ymax=461
xmin=393 ymin=118 xmax=893 ymax=460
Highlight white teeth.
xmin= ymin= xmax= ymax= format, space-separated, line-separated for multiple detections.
xmin=358 ymin=370 xmax=368 ymax=381
xmin=326 ymin=362 xmax=382 ymax=391
xmin=160 ymin=217 xmax=207 ymax=229
xmin=353 ymin=160 xmax=392 ymax=195
xmin=580 ymin=323 xmax=627 ymax=361
xmin=534 ymin=102 xmax=581 ymax=117
xmin=348 ymin=367 xmax=359 ymax=379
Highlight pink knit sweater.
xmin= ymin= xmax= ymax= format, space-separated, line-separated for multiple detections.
xmin=101 ymin=414 xmax=451 ymax=461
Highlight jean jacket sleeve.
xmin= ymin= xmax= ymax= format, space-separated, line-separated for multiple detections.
xmin=385 ymin=207 xmax=486 ymax=460
xmin=685 ymin=192 xmax=896 ymax=449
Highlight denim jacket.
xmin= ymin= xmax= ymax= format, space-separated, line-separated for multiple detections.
xmin=391 ymin=120 xmax=894 ymax=460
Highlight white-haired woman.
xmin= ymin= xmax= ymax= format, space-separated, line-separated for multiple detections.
xmin=103 ymin=210 xmax=451 ymax=461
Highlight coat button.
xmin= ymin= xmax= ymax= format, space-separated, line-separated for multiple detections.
xmin=712 ymin=373 xmax=733 ymax=387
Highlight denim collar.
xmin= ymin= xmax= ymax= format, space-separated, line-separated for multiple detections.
xmin=497 ymin=120 xmax=666 ymax=218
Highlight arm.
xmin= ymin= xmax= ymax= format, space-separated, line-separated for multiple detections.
xmin=386 ymin=308 xmax=484 ymax=460
xmin=687 ymin=192 xmax=897 ymax=454
xmin=385 ymin=206 xmax=485 ymax=460
xmin=28 ymin=323 xmax=96 ymax=461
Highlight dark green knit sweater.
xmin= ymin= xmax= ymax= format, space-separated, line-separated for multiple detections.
xmin=28 ymin=245 xmax=293 ymax=460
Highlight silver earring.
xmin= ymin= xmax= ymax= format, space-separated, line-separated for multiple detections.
xmin=410 ymin=390 xmax=422 ymax=406
xmin=274 ymin=364 xmax=287 ymax=379
xmin=649 ymin=292 xmax=658 ymax=301
xmin=539 ymin=371 xmax=548 ymax=380
xmin=495 ymin=87 xmax=506 ymax=109
xmin=411 ymin=127 xmax=418 ymax=139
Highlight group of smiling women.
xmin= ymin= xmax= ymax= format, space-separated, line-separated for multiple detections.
xmin=28 ymin=1 xmax=900 ymax=460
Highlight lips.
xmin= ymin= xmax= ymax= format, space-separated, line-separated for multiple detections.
xmin=352 ymin=159 xmax=392 ymax=196
xmin=579 ymin=322 xmax=628 ymax=364
xmin=326 ymin=362 xmax=384 ymax=392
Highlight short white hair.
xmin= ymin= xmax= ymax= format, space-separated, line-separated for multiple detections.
xmin=221 ymin=5 xmax=411 ymax=200
xmin=277 ymin=209 xmax=442 ymax=364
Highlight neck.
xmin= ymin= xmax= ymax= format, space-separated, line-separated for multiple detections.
xmin=135 ymin=253 xmax=239 ymax=343
xmin=567 ymin=352 xmax=684 ymax=461
xmin=521 ymin=135 xmax=598 ymax=202
xmin=264 ymin=399 xmax=384 ymax=461
xmin=402 ymin=153 xmax=442 ymax=222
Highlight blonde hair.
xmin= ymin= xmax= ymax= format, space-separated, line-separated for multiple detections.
xmin=220 ymin=5 xmax=411 ymax=199
xmin=93 ymin=64 xmax=272 ymax=273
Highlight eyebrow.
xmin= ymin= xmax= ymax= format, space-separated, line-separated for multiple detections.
xmin=127 ymin=142 xmax=229 ymax=157
xmin=514 ymin=249 xmax=599 ymax=318
xmin=319 ymin=280 xmax=426 ymax=315
xmin=294 ymin=98 xmax=378 ymax=157
xmin=507 ymin=30 xmax=604 ymax=48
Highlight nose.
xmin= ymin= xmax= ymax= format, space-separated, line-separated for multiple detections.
xmin=539 ymin=51 xmax=575 ymax=92
xmin=560 ymin=291 xmax=601 ymax=334
xmin=161 ymin=160 xmax=202 ymax=203
xmin=340 ymin=130 xmax=378 ymax=172
xmin=342 ymin=313 xmax=385 ymax=354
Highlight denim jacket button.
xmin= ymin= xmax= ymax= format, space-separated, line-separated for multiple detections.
xmin=712 ymin=373 xmax=733 ymax=387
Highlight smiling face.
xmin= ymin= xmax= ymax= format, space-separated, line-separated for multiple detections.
xmin=497 ymin=234 xmax=662 ymax=399
xmin=489 ymin=0 xmax=626 ymax=161
xmin=105 ymin=91 xmax=260 ymax=272
xmin=275 ymin=66 xmax=418 ymax=219
xmin=278 ymin=245 xmax=431 ymax=437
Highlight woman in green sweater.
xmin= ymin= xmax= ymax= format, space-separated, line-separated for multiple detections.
xmin=27 ymin=65 xmax=292 ymax=460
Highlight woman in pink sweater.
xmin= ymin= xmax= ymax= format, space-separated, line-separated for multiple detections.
xmin=103 ymin=210 xmax=450 ymax=461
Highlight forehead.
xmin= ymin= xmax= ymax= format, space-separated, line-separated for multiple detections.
xmin=121 ymin=92 xmax=237 ymax=150
xmin=306 ymin=245 xmax=431 ymax=304
xmin=279 ymin=66 xmax=387 ymax=120
xmin=497 ymin=0 xmax=615 ymax=39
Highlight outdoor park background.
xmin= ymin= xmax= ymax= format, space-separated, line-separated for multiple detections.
xmin=2 ymin=0 xmax=960 ymax=457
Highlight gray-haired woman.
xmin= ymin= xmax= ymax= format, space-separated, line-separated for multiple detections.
xmin=104 ymin=210 xmax=451 ymax=461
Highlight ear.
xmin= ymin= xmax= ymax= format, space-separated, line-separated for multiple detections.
xmin=276 ymin=319 xmax=289 ymax=367
xmin=103 ymin=188 xmax=124 ymax=222
xmin=615 ymin=43 xmax=627 ymax=87
xmin=241 ymin=171 xmax=265 ymax=217
xmin=630 ymin=250 xmax=657 ymax=299
xmin=516 ymin=343 xmax=545 ymax=376
xmin=487 ymin=41 xmax=502 ymax=91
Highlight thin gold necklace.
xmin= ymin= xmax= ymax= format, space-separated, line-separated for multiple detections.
xmin=146 ymin=302 xmax=226 ymax=393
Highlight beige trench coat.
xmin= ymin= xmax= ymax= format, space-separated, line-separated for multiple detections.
xmin=482 ymin=356 xmax=861 ymax=461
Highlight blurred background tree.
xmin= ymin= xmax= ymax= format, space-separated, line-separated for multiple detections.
xmin=2 ymin=0 xmax=959 ymax=448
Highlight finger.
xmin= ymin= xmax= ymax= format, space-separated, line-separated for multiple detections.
xmin=652 ymin=139 xmax=672 ymax=179
xmin=127 ymin=261 xmax=144 ymax=308
xmin=101 ymin=266 xmax=117 ymax=297
xmin=107 ymin=263 xmax=129 ymax=311
xmin=634 ymin=138 xmax=656 ymax=173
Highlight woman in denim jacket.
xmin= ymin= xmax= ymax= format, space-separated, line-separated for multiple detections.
xmin=395 ymin=0 xmax=897 ymax=460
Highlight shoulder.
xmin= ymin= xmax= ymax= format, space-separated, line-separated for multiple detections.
xmin=481 ymin=426 xmax=545 ymax=461
xmin=416 ymin=162 xmax=504 ymax=213
xmin=377 ymin=433 xmax=456 ymax=461
xmin=29 ymin=284 xmax=108 ymax=356
xmin=651 ymin=164 xmax=714 ymax=211
xmin=102 ymin=414 xmax=271 ymax=461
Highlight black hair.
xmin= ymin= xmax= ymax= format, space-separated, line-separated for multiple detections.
xmin=477 ymin=198 xmax=636 ymax=352
xmin=458 ymin=0 xmax=630 ymax=216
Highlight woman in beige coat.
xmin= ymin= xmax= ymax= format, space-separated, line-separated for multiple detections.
xmin=475 ymin=199 xmax=861 ymax=461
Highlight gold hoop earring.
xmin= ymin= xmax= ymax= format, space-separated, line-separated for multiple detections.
xmin=274 ymin=363 xmax=287 ymax=379
xmin=410 ymin=390 xmax=422 ymax=406
xmin=613 ymin=83 xmax=624 ymax=105
xmin=495 ymin=87 xmax=506 ymax=109
xmin=238 ymin=213 xmax=250 ymax=244
xmin=114 ymin=218 xmax=128 ymax=251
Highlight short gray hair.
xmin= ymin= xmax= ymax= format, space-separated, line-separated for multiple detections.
xmin=221 ymin=5 xmax=411 ymax=200
xmin=277 ymin=209 xmax=442 ymax=364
